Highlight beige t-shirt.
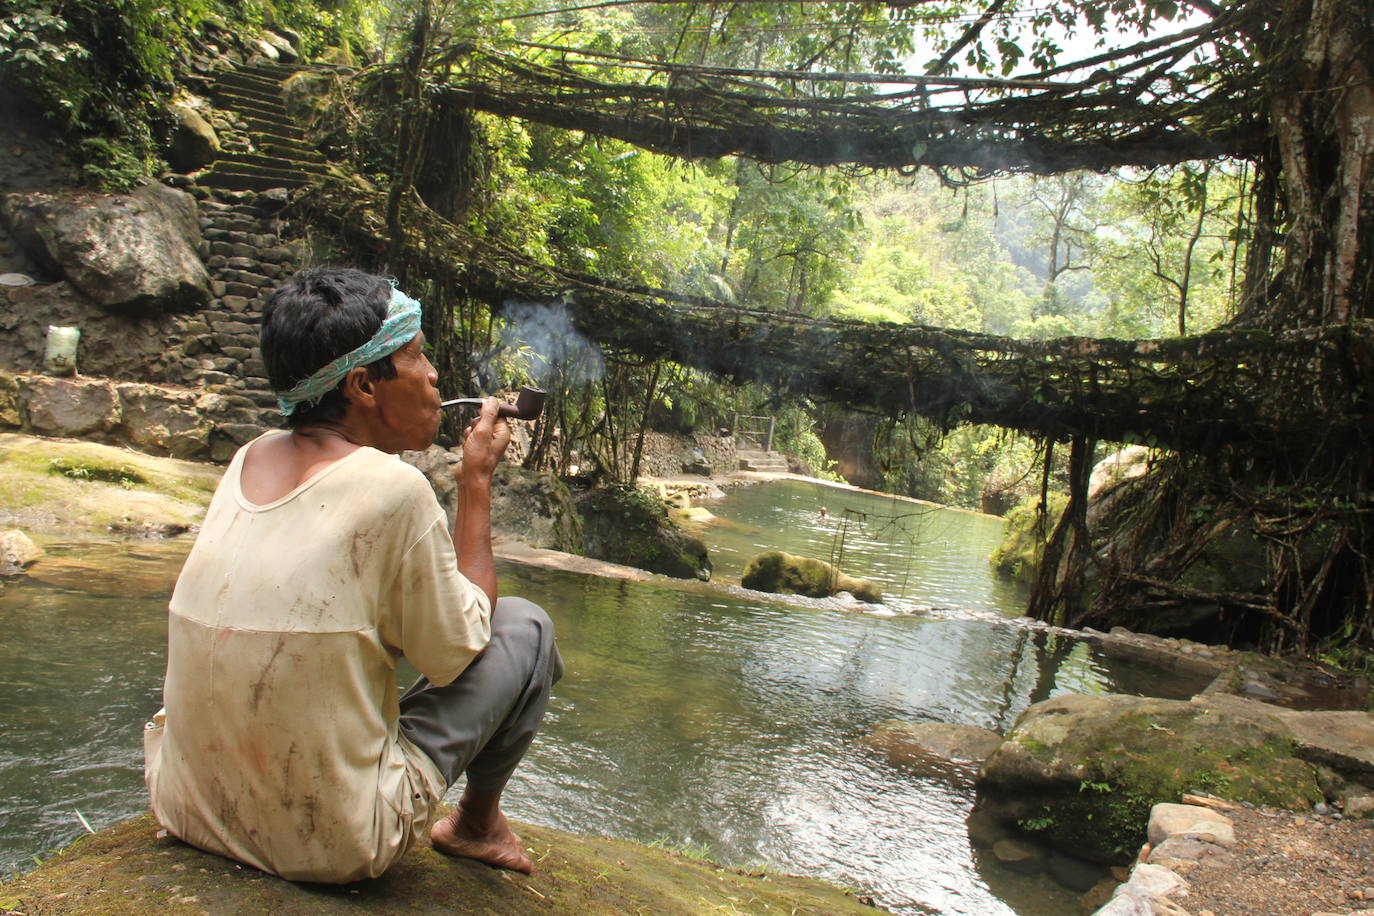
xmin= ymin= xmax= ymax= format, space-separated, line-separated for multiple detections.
xmin=144 ymin=434 xmax=491 ymax=882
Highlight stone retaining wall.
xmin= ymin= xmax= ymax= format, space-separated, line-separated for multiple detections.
xmin=633 ymin=432 xmax=736 ymax=477
xmin=0 ymin=184 xmax=301 ymax=461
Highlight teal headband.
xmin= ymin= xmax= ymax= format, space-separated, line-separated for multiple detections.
xmin=277 ymin=285 xmax=423 ymax=416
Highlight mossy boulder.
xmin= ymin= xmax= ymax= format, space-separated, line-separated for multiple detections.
xmin=741 ymin=550 xmax=882 ymax=603
xmin=974 ymin=693 xmax=1323 ymax=864
xmin=490 ymin=464 xmax=584 ymax=554
xmin=577 ymin=484 xmax=711 ymax=581
xmin=0 ymin=433 xmax=220 ymax=535
xmin=0 ymin=814 xmax=881 ymax=915
xmin=989 ymin=492 xmax=1067 ymax=584
xmin=860 ymin=720 xmax=1002 ymax=781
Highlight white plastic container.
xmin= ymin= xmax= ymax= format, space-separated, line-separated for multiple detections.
xmin=44 ymin=326 xmax=80 ymax=376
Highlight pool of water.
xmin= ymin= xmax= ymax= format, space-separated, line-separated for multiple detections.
xmin=696 ymin=478 xmax=1028 ymax=613
xmin=0 ymin=480 xmax=1209 ymax=914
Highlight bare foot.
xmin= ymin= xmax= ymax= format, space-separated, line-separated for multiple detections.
xmin=430 ymin=807 xmax=533 ymax=873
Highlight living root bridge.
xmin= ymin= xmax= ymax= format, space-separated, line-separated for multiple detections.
xmin=298 ymin=180 xmax=1374 ymax=466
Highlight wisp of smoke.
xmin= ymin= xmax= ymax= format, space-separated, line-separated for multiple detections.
xmin=499 ymin=300 xmax=605 ymax=387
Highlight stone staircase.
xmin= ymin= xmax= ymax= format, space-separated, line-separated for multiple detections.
xmin=737 ymin=449 xmax=788 ymax=472
xmin=200 ymin=61 xmax=332 ymax=192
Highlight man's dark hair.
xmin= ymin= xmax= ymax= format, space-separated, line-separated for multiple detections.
xmin=261 ymin=267 xmax=399 ymax=429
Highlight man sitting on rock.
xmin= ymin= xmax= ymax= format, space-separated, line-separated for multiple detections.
xmin=143 ymin=267 xmax=563 ymax=882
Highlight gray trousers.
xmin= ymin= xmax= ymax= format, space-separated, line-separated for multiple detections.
xmin=398 ymin=597 xmax=564 ymax=793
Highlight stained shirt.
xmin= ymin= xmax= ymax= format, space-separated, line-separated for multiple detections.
xmin=143 ymin=434 xmax=490 ymax=882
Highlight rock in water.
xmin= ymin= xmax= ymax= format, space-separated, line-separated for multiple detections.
xmin=974 ymin=693 xmax=1324 ymax=864
xmin=860 ymin=720 xmax=1001 ymax=780
xmin=577 ymin=484 xmax=711 ymax=580
xmin=0 ymin=529 xmax=42 ymax=575
xmin=1 ymin=184 xmax=210 ymax=314
xmin=741 ymin=550 xmax=881 ymax=603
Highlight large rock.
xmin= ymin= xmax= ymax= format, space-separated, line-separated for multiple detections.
xmin=261 ymin=30 xmax=299 ymax=62
xmin=282 ymin=70 xmax=334 ymax=124
xmin=0 ymin=528 xmax=42 ymax=575
xmin=860 ymin=720 xmax=1002 ymax=780
xmin=397 ymin=454 xmax=583 ymax=554
xmin=21 ymin=376 xmax=120 ymax=436
xmin=1086 ymin=444 xmax=1152 ymax=529
xmin=0 ymin=370 xmax=19 ymax=426
xmin=0 ymin=433 xmax=221 ymax=535
xmin=0 ymin=282 xmax=178 ymax=379
xmin=489 ymin=464 xmax=584 ymax=553
xmin=577 ymin=483 xmax=711 ymax=580
xmin=116 ymin=383 xmax=213 ymax=459
xmin=1 ymin=183 xmax=210 ymax=314
xmin=166 ymin=102 xmax=221 ymax=172
xmin=741 ymin=550 xmax=881 ymax=603
xmin=974 ymin=693 xmax=1323 ymax=864
xmin=0 ymin=813 xmax=878 ymax=916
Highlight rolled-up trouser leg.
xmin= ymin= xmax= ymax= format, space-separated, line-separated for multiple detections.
xmin=398 ymin=597 xmax=564 ymax=792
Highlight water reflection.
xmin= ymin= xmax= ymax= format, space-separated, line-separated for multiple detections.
xmin=498 ymin=566 xmax=1097 ymax=915
xmin=0 ymin=482 xmax=1209 ymax=915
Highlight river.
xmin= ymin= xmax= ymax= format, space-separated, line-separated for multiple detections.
xmin=0 ymin=478 xmax=1206 ymax=914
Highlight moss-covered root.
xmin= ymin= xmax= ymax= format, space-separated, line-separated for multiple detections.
xmin=0 ymin=814 xmax=884 ymax=915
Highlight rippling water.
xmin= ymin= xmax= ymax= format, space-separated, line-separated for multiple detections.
xmin=0 ymin=480 xmax=1208 ymax=914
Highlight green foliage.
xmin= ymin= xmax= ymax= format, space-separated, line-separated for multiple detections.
xmin=991 ymin=491 xmax=1068 ymax=582
xmin=0 ymin=0 xmax=381 ymax=187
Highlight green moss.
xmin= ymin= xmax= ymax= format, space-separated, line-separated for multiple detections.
xmin=0 ymin=813 xmax=879 ymax=916
xmin=0 ymin=434 xmax=220 ymax=532
xmin=576 ymin=484 xmax=711 ymax=581
xmin=741 ymin=551 xmax=882 ymax=603
xmin=990 ymin=492 xmax=1067 ymax=583
xmin=1011 ymin=706 xmax=1321 ymax=861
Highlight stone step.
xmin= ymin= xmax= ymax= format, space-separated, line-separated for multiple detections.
xmin=242 ymin=117 xmax=308 ymax=143
xmin=737 ymin=450 xmax=788 ymax=472
xmin=204 ymin=159 xmax=314 ymax=184
xmin=256 ymin=138 xmax=325 ymax=163
xmin=198 ymin=170 xmax=311 ymax=192
xmin=212 ymin=70 xmax=285 ymax=97
xmin=215 ymin=151 xmax=329 ymax=175
xmin=208 ymin=67 xmax=281 ymax=92
xmin=241 ymin=61 xmax=331 ymax=78
xmin=215 ymin=92 xmax=290 ymax=123
xmin=211 ymin=80 xmax=283 ymax=109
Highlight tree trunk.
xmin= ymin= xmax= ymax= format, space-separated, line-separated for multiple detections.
xmin=1257 ymin=0 xmax=1374 ymax=328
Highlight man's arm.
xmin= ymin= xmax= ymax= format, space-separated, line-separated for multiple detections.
xmin=453 ymin=397 xmax=510 ymax=609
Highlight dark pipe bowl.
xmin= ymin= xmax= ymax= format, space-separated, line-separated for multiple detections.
xmin=512 ymin=387 xmax=547 ymax=420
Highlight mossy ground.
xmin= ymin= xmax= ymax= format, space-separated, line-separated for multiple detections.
xmin=0 ymin=814 xmax=881 ymax=916
xmin=0 ymin=434 xmax=221 ymax=534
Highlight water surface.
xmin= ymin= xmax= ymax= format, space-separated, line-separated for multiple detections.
xmin=0 ymin=481 xmax=1207 ymax=914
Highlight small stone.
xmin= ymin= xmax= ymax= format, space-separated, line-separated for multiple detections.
xmin=0 ymin=529 xmax=43 ymax=575
xmin=992 ymin=838 xmax=1045 ymax=874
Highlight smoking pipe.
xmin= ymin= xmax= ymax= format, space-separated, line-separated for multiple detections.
xmin=440 ymin=386 xmax=546 ymax=421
